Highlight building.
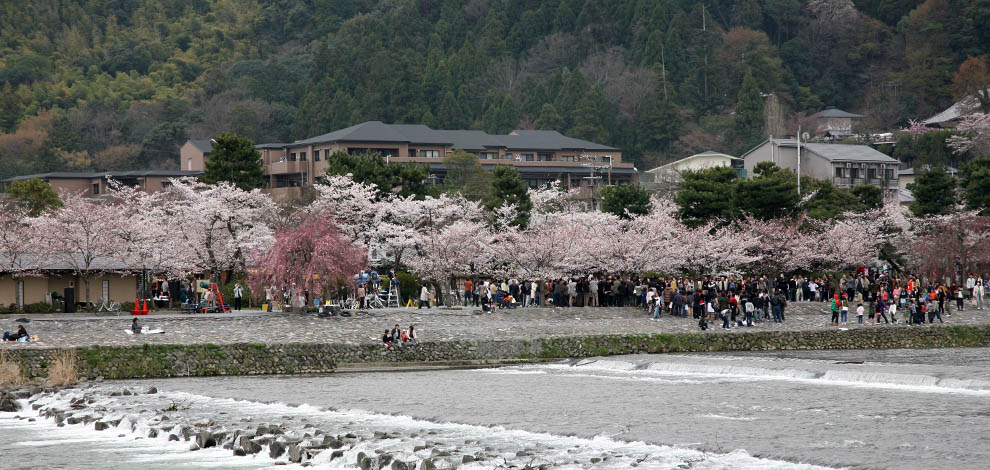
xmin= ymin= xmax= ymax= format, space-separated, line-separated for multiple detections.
xmin=183 ymin=121 xmax=636 ymax=201
xmin=922 ymin=88 xmax=988 ymax=127
xmin=0 ymin=170 xmax=203 ymax=198
xmin=0 ymin=255 xmax=140 ymax=307
xmin=742 ymin=139 xmax=900 ymax=189
xmin=810 ymin=107 xmax=864 ymax=137
xmin=180 ymin=140 xmax=213 ymax=171
xmin=642 ymin=151 xmax=744 ymax=189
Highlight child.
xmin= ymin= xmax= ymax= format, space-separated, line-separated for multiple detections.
xmin=856 ymin=303 xmax=864 ymax=324
xmin=889 ymin=301 xmax=897 ymax=324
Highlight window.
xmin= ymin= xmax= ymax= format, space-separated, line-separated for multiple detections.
xmin=835 ymin=167 xmax=844 ymax=178
xmin=289 ymin=153 xmax=297 ymax=161
xmin=161 ymin=181 xmax=173 ymax=190
xmin=600 ymin=155 xmax=612 ymax=163
xmin=563 ymin=155 xmax=575 ymax=162
xmin=886 ymin=169 xmax=894 ymax=180
xmin=16 ymin=280 xmax=24 ymax=307
xmin=187 ymin=158 xmax=192 ymax=171
xmin=420 ymin=150 xmax=440 ymax=158
xmin=537 ymin=153 xmax=552 ymax=161
xmin=850 ymin=168 xmax=859 ymax=179
xmin=102 ymin=280 xmax=110 ymax=300
xmin=93 ymin=183 xmax=100 ymax=195
xmin=480 ymin=152 xmax=497 ymax=160
xmin=299 ymin=151 xmax=307 ymax=161
xmin=867 ymin=168 xmax=876 ymax=179
xmin=520 ymin=153 xmax=534 ymax=161
xmin=313 ymin=149 xmax=321 ymax=161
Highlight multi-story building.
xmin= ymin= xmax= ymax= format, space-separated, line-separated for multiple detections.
xmin=742 ymin=138 xmax=900 ymax=189
xmin=0 ymin=170 xmax=203 ymax=198
xmin=184 ymin=121 xmax=636 ymax=201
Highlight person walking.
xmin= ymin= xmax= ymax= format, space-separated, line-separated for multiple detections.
xmin=975 ymin=276 xmax=986 ymax=310
xmin=830 ymin=294 xmax=840 ymax=326
xmin=464 ymin=278 xmax=474 ymax=307
xmin=418 ymin=283 xmax=430 ymax=309
xmin=233 ymin=283 xmax=243 ymax=311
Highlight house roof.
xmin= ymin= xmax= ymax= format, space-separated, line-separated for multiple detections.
xmin=267 ymin=122 xmax=618 ymax=152
xmin=0 ymin=253 xmax=143 ymax=272
xmin=644 ymin=151 xmax=740 ymax=174
xmin=897 ymin=188 xmax=915 ymax=203
xmin=186 ymin=139 xmax=213 ymax=153
xmin=763 ymin=140 xmax=899 ymax=164
xmin=2 ymin=170 xmax=203 ymax=183
xmin=921 ymin=89 xmax=987 ymax=125
xmin=814 ymin=107 xmax=864 ymax=119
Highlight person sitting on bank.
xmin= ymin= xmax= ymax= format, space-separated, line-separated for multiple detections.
xmin=391 ymin=323 xmax=402 ymax=346
xmin=406 ymin=325 xmax=418 ymax=344
xmin=131 ymin=318 xmax=142 ymax=334
xmin=3 ymin=325 xmax=29 ymax=342
xmin=382 ymin=329 xmax=394 ymax=351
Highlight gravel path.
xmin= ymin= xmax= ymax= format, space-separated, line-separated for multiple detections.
xmin=2 ymin=302 xmax=988 ymax=349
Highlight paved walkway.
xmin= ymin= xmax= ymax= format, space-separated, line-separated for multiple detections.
xmin=2 ymin=302 xmax=988 ymax=349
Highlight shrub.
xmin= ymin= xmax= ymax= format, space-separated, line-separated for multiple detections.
xmin=120 ymin=301 xmax=135 ymax=314
xmin=0 ymin=349 xmax=25 ymax=387
xmin=0 ymin=303 xmax=21 ymax=315
xmin=22 ymin=302 xmax=53 ymax=313
xmin=220 ymin=279 xmax=251 ymax=307
xmin=395 ymin=271 xmax=422 ymax=304
xmin=46 ymin=350 xmax=78 ymax=386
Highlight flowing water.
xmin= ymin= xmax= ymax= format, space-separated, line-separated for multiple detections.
xmin=3 ymin=347 xmax=990 ymax=470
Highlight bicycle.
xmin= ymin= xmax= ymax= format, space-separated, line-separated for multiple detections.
xmin=95 ymin=297 xmax=121 ymax=313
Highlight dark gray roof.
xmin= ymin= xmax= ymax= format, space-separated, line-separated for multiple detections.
xmin=816 ymin=107 xmax=864 ymax=119
xmin=2 ymin=170 xmax=202 ymax=183
xmin=0 ymin=253 xmax=142 ymax=272
xmin=269 ymin=121 xmax=618 ymax=152
xmin=772 ymin=141 xmax=899 ymax=164
xmin=187 ymin=139 xmax=213 ymax=153
xmin=255 ymin=143 xmax=287 ymax=149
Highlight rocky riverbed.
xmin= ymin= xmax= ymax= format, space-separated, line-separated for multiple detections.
xmin=1 ymin=381 xmax=833 ymax=469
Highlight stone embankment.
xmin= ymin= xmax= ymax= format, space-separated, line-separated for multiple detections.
xmin=4 ymin=325 xmax=990 ymax=379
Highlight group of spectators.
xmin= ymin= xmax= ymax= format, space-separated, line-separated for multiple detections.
xmin=382 ymin=323 xmax=417 ymax=351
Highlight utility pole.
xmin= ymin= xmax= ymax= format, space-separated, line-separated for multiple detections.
xmin=796 ymin=126 xmax=802 ymax=196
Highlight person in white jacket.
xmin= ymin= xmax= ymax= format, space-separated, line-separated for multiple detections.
xmin=975 ymin=277 xmax=986 ymax=310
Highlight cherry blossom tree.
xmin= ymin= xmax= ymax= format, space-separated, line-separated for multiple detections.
xmin=0 ymin=201 xmax=44 ymax=278
xmin=31 ymin=192 xmax=128 ymax=303
xmin=248 ymin=214 xmax=366 ymax=298
xmin=164 ymin=178 xmax=277 ymax=281
xmin=947 ymin=112 xmax=990 ymax=158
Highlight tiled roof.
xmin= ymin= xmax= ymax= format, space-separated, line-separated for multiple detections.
xmin=815 ymin=107 xmax=864 ymax=119
xmin=269 ymin=122 xmax=618 ymax=152
xmin=2 ymin=170 xmax=202 ymax=183
xmin=187 ymin=139 xmax=213 ymax=153
xmin=0 ymin=253 xmax=143 ymax=272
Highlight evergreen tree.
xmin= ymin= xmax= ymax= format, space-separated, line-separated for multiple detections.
xmin=484 ymin=165 xmax=533 ymax=228
xmin=907 ymin=166 xmax=957 ymax=216
xmin=638 ymin=64 xmax=682 ymax=154
xmin=201 ymin=134 xmax=266 ymax=191
xmin=5 ymin=177 xmax=62 ymax=216
xmin=960 ymin=157 xmax=990 ymax=215
xmin=732 ymin=69 xmax=765 ymax=154
xmin=443 ymin=150 xmax=491 ymax=201
xmin=851 ymin=184 xmax=883 ymax=209
xmin=735 ymin=162 xmax=799 ymax=220
xmin=569 ymin=89 xmax=607 ymax=142
xmin=534 ymin=103 xmax=565 ymax=130
xmin=479 ymin=92 xmax=519 ymax=135
xmin=598 ymin=184 xmax=652 ymax=219
xmin=0 ymin=83 xmax=21 ymax=132
xmin=675 ymin=166 xmax=740 ymax=227
xmin=324 ymin=151 xmax=435 ymax=200
xmin=803 ymin=179 xmax=866 ymax=220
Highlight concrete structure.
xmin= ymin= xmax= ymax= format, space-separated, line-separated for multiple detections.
xmin=180 ymin=140 xmax=213 ymax=171
xmin=810 ymin=107 xmax=864 ymax=137
xmin=742 ymin=139 xmax=901 ymax=189
xmin=642 ymin=151 xmax=744 ymax=187
xmin=183 ymin=121 xmax=636 ymax=201
xmin=1 ymin=170 xmax=202 ymax=198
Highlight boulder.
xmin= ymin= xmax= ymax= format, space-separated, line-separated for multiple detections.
xmin=269 ymin=441 xmax=286 ymax=459
xmin=0 ymin=399 xmax=19 ymax=412
xmin=94 ymin=422 xmax=109 ymax=431
xmin=195 ymin=431 xmax=217 ymax=449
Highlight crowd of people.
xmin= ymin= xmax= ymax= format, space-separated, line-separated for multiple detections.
xmin=451 ymin=270 xmax=988 ymax=328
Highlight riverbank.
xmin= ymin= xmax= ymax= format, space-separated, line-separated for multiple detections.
xmin=4 ymin=323 xmax=990 ymax=379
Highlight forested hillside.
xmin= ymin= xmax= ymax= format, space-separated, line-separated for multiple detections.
xmin=1 ymin=0 xmax=987 ymax=178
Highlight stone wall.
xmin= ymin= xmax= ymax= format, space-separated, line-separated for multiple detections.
xmin=5 ymin=325 xmax=990 ymax=379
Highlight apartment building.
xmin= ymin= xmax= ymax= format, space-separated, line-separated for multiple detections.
xmin=1 ymin=170 xmax=203 ymax=197
xmin=742 ymin=139 xmax=900 ymax=189
xmin=184 ymin=121 xmax=636 ymax=201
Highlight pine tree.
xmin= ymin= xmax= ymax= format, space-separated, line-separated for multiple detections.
xmin=638 ymin=64 xmax=682 ymax=154
xmin=569 ymin=89 xmax=607 ymax=142
xmin=534 ymin=103 xmax=565 ymax=130
xmin=201 ymin=134 xmax=266 ymax=191
xmin=484 ymin=165 xmax=533 ymax=228
xmin=732 ymin=69 xmax=765 ymax=154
